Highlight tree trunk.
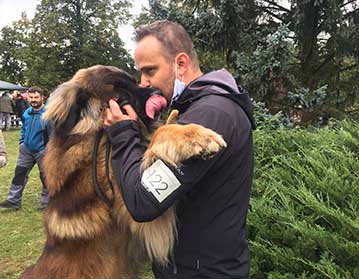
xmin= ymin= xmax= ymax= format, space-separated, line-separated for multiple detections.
xmin=296 ymin=0 xmax=320 ymax=89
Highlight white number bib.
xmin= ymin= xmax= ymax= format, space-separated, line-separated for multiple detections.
xmin=141 ymin=160 xmax=181 ymax=203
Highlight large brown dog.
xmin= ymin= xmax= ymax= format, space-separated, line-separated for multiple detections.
xmin=19 ymin=65 xmax=226 ymax=279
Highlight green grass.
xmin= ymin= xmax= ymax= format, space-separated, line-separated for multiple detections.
xmin=0 ymin=129 xmax=45 ymax=279
xmin=0 ymin=129 xmax=154 ymax=279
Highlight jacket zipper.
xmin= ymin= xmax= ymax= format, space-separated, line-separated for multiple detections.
xmin=170 ymin=251 xmax=178 ymax=276
xmin=27 ymin=112 xmax=37 ymax=148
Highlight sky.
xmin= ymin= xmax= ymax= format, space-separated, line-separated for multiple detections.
xmin=0 ymin=0 xmax=149 ymax=55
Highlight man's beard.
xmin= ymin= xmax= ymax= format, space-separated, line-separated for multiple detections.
xmin=31 ymin=102 xmax=42 ymax=109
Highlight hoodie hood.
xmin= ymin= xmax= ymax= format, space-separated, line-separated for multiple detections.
xmin=172 ymin=69 xmax=255 ymax=129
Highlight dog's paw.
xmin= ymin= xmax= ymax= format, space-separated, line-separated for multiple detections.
xmin=188 ymin=124 xmax=227 ymax=159
xmin=142 ymin=124 xmax=227 ymax=169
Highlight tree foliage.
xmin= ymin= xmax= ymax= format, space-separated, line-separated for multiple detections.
xmin=0 ymin=0 xmax=358 ymax=120
xmin=135 ymin=0 xmax=259 ymax=72
xmin=0 ymin=0 xmax=134 ymax=91
xmin=0 ymin=13 xmax=31 ymax=84
xmin=136 ymin=0 xmax=359 ymax=123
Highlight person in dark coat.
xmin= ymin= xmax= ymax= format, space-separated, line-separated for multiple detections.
xmin=104 ymin=20 xmax=254 ymax=279
xmin=11 ymin=91 xmax=29 ymax=127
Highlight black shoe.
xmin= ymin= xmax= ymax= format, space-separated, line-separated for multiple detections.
xmin=0 ymin=200 xmax=21 ymax=210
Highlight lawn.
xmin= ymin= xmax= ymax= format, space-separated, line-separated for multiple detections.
xmin=0 ymin=129 xmax=153 ymax=279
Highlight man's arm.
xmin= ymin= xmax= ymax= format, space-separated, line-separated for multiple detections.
xmin=19 ymin=112 xmax=27 ymax=144
xmin=105 ymin=101 xmax=232 ymax=222
xmin=107 ymin=120 xmax=226 ymax=222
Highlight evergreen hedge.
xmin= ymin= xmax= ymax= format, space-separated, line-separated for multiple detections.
xmin=249 ymin=121 xmax=359 ymax=279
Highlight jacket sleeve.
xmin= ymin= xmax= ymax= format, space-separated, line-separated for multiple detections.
xmin=106 ymin=106 xmax=234 ymax=222
xmin=107 ymin=120 xmax=168 ymax=222
xmin=19 ymin=112 xmax=27 ymax=144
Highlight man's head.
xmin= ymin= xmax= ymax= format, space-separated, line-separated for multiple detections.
xmin=11 ymin=91 xmax=19 ymax=100
xmin=134 ymin=20 xmax=202 ymax=102
xmin=28 ymin=86 xmax=44 ymax=110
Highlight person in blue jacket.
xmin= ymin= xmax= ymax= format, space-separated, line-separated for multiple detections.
xmin=104 ymin=20 xmax=255 ymax=278
xmin=0 ymin=86 xmax=51 ymax=210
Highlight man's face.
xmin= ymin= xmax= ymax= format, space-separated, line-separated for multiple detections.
xmin=28 ymin=92 xmax=43 ymax=109
xmin=134 ymin=36 xmax=175 ymax=102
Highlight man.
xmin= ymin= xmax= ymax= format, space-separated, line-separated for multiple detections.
xmin=104 ymin=20 xmax=255 ymax=278
xmin=0 ymin=87 xmax=51 ymax=210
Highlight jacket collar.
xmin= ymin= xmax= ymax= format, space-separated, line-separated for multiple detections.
xmin=28 ymin=105 xmax=45 ymax=114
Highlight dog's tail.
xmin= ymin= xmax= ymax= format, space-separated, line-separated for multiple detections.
xmin=166 ymin=110 xmax=179 ymax=125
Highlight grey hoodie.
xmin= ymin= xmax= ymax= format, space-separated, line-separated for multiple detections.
xmin=173 ymin=69 xmax=255 ymax=129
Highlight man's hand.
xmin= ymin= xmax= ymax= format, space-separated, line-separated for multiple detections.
xmin=103 ymin=99 xmax=138 ymax=127
xmin=0 ymin=156 xmax=6 ymax=168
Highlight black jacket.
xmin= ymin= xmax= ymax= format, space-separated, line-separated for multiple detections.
xmin=107 ymin=69 xmax=254 ymax=278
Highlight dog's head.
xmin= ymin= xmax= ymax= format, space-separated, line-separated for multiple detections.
xmin=43 ymin=65 xmax=161 ymax=137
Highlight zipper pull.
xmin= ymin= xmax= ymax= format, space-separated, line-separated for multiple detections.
xmin=171 ymin=252 xmax=178 ymax=275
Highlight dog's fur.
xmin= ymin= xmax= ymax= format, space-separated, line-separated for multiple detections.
xmin=19 ymin=65 xmax=226 ymax=279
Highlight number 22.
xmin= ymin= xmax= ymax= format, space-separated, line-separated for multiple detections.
xmin=148 ymin=171 xmax=169 ymax=195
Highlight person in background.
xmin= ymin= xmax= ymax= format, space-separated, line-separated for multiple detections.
xmin=0 ymin=86 xmax=51 ymax=210
xmin=0 ymin=130 xmax=6 ymax=168
xmin=104 ymin=20 xmax=255 ymax=278
xmin=0 ymin=91 xmax=14 ymax=131
xmin=11 ymin=91 xmax=29 ymax=127
xmin=42 ymin=90 xmax=50 ymax=104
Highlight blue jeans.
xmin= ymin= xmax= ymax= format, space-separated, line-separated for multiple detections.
xmin=7 ymin=144 xmax=48 ymax=206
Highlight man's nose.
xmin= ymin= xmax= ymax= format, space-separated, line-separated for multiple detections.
xmin=139 ymin=76 xmax=151 ymax=88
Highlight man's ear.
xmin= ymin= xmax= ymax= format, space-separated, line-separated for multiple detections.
xmin=175 ymin=52 xmax=190 ymax=79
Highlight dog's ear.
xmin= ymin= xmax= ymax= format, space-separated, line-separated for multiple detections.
xmin=56 ymin=86 xmax=90 ymax=136
xmin=43 ymin=82 xmax=99 ymax=137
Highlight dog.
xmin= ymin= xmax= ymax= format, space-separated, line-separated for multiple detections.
xmin=19 ymin=65 xmax=226 ymax=279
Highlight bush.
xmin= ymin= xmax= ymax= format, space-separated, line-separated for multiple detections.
xmin=249 ymin=121 xmax=359 ymax=278
xmin=253 ymin=100 xmax=292 ymax=130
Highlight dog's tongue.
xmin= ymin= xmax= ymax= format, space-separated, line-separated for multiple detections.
xmin=145 ymin=95 xmax=168 ymax=119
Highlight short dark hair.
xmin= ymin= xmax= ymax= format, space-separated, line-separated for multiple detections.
xmin=28 ymin=86 xmax=44 ymax=96
xmin=135 ymin=20 xmax=199 ymax=68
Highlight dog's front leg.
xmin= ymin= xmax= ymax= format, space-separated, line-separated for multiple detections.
xmin=142 ymin=110 xmax=227 ymax=169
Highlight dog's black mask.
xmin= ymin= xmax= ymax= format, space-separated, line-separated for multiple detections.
xmin=112 ymin=76 xmax=164 ymax=128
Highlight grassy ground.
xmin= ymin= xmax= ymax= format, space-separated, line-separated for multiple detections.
xmin=0 ymin=129 xmax=153 ymax=279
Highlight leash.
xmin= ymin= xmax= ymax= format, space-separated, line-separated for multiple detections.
xmin=92 ymin=129 xmax=115 ymax=207
xmin=105 ymin=138 xmax=115 ymax=196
